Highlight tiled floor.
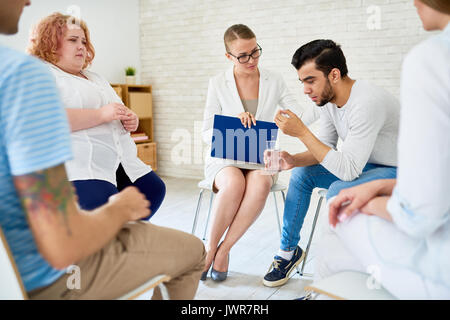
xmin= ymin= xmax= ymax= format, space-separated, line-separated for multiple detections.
xmin=150 ymin=176 xmax=330 ymax=300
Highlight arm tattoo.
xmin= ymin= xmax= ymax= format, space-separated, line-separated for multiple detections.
xmin=14 ymin=164 xmax=74 ymax=236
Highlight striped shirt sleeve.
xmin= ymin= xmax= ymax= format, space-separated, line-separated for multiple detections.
xmin=0 ymin=55 xmax=72 ymax=175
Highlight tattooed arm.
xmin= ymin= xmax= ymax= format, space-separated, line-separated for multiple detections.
xmin=13 ymin=164 xmax=150 ymax=269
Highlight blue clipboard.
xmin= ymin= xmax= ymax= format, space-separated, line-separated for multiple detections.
xmin=211 ymin=114 xmax=278 ymax=164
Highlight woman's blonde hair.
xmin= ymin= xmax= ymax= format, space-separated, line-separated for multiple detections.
xmin=223 ymin=24 xmax=256 ymax=52
xmin=419 ymin=0 xmax=450 ymax=14
xmin=27 ymin=12 xmax=95 ymax=69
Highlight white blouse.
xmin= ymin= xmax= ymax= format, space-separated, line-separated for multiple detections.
xmin=202 ymin=67 xmax=318 ymax=169
xmin=47 ymin=63 xmax=151 ymax=186
xmin=385 ymin=23 xmax=450 ymax=288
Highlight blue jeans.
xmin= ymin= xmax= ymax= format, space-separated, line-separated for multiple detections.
xmin=72 ymin=164 xmax=166 ymax=220
xmin=280 ymin=163 xmax=397 ymax=251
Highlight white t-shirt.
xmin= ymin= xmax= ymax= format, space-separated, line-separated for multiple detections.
xmin=318 ymin=79 xmax=400 ymax=181
xmin=47 ymin=63 xmax=151 ymax=186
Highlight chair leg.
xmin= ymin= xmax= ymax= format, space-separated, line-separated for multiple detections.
xmin=158 ymin=283 xmax=170 ymax=300
xmin=191 ymin=189 xmax=204 ymax=235
xmin=272 ymin=192 xmax=282 ymax=238
xmin=281 ymin=190 xmax=286 ymax=235
xmin=202 ymin=191 xmax=215 ymax=241
xmin=299 ymin=194 xmax=324 ymax=277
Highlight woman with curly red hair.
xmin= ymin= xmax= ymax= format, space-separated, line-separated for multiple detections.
xmin=28 ymin=13 xmax=166 ymax=219
xmin=28 ymin=13 xmax=95 ymax=69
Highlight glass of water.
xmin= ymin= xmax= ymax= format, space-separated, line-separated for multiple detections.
xmin=262 ymin=140 xmax=280 ymax=175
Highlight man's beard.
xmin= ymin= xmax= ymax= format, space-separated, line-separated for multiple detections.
xmin=317 ymin=79 xmax=335 ymax=107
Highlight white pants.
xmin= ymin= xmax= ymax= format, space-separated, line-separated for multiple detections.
xmin=314 ymin=198 xmax=450 ymax=299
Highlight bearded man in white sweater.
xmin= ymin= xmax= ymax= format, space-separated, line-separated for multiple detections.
xmin=263 ymin=39 xmax=400 ymax=287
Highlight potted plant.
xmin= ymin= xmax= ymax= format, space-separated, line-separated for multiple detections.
xmin=125 ymin=66 xmax=136 ymax=85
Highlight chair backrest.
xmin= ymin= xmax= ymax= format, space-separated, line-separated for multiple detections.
xmin=0 ymin=227 xmax=27 ymax=300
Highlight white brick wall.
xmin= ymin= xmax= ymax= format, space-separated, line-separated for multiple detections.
xmin=1 ymin=0 xmax=141 ymax=84
xmin=139 ymin=0 xmax=430 ymax=183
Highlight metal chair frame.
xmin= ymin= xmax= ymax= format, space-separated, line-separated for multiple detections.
xmin=298 ymin=188 xmax=327 ymax=278
xmin=191 ymin=182 xmax=327 ymax=280
xmin=191 ymin=181 xmax=286 ymax=240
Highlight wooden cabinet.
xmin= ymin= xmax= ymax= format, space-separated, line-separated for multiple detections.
xmin=111 ymin=84 xmax=157 ymax=171
xmin=137 ymin=142 xmax=157 ymax=169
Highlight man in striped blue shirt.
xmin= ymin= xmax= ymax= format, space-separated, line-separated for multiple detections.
xmin=0 ymin=0 xmax=71 ymax=293
xmin=0 ymin=0 xmax=205 ymax=299
xmin=0 ymin=0 xmax=152 ymax=294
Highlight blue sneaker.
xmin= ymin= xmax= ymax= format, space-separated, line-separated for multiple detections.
xmin=263 ymin=246 xmax=305 ymax=287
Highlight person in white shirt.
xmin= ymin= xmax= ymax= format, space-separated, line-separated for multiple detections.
xmin=201 ymin=24 xmax=316 ymax=282
xmin=263 ymin=40 xmax=400 ymax=287
xmin=316 ymin=0 xmax=450 ymax=299
xmin=27 ymin=13 xmax=165 ymax=220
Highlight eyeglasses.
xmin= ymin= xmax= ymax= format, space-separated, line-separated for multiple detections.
xmin=227 ymin=44 xmax=262 ymax=64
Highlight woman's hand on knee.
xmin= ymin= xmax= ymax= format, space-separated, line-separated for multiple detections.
xmin=328 ymin=182 xmax=381 ymax=227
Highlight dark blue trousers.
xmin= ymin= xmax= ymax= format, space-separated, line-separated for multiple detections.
xmin=72 ymin=164 xmax=166 ymax=220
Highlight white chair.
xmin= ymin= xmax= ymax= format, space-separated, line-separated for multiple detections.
xmin=0 ymin=226 xmax=170 ymax=300
xmin=304 ymin=271 xmax=396 ymax=300
xmin=0 ymin=227 xmax=27 ymax=300
xmin=191 ymin=179 xmax=286 ymax=240
xmin=118 ymin=275 xmax=171 ymax=300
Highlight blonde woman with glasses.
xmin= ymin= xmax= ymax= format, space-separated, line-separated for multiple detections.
xmin=201 ymin=24 xmax=315 ymax=281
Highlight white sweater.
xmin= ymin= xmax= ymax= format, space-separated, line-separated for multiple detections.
xmin=318 ymin=80 xmax=400 ymax=181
